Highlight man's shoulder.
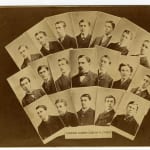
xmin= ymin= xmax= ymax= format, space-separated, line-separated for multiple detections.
xmin=31 ymin=53 xmax=42 ymax=60
xmin=88 ymin=71 xmax=97 ymax=78
xmin=108 ymin=42 xmax=118 ymax=48
xmin=103 ymin=73 xmax=113 ymax=81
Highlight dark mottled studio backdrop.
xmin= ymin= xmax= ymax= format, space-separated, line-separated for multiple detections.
xmin=0 ymin=6 xmax=150 ymax=147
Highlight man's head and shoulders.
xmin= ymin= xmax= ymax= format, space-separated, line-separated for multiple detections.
xmin=108 ymin=29 xmax=133 ymax=55
xmin=19 ymin=76 xmax=45 ymax=107
xmin=34 ymin=31 xmax=62 ymax=56
xmin=18 ymin=45 xmax=42 ymax=69
xmin=37 ymin=65 xmax=56 ymax=94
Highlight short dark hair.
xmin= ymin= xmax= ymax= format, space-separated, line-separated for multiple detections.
xmin=55 ymin=99 xmax=67 ymax=106
xmin=35 ymin=31 xmax=47 ymax=37
xmin=105 ymin=95 xmax=116 ymax=104
xmin=78 ymin=55 xmax=91 ymax=63
xmin=58 ymin=58 xmax=69 ymax=64
xmin=122 ymin=29 xmax=133 ymax=40
xmin=36 ymin=105 xmax=47 ymax=111
xmin=79 ymin=19 xmax=91 ymax=26
xmin=118 ymin=63 xmax=133 ymax=73
xmin=19 ymin=77 xmax=30 ymax=85
xmin=127 ymin=101 xmax=138 ymax=111
xmin=145 ymin=74 xmax=150 ymax=78
xmin=100 ymin=55 xmax=111 ymax=65
xmin=18 ymin=45 xmax=28 ymax=50
xmin=55 ymin=21 xmax=66 ymax=28
xmin=37 ymin=65 xmax=49 ymax=73
xmin=105 ymin=20 xmax=115 ymax=29
xmin=80 ymin=93 xmax=91 ymax=101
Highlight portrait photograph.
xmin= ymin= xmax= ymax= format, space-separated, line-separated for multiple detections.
xmin=49 ymin=89 xmax=79 ymax=127
xmin=46 ymin=12 xmax=77 ymax=49
xmin=128 ymin=65 xmax=150 ymax=101
xmin=129 ymin=28 xmax=150 ymax=69
xmin=24 ymin=95 xmax=64 ymax=144
xmin=71 ymin=86 xmax=97 ymax=126
xmin=47 ymin=49 xmax=71 ymax=91
xmin=7 ymin=66 xmax=46 ymax=107
xmin=71 ymin=11 xmax=98 ymax=48
xmin=90 ymin=12 xmax=121 ymax=48
xmin=111 ymin=55 xmax=139 ymax=90
xmin=26 ymin=19 xmax=63 ymax=56
xmin=70 ymin=48 xmax=97 ymax=87
xmin=111 ymin=92 xmax=150 ymax=140
xmin=96 ymin=46 xmax=121 ymax=88
xmin=5 ymin=32 xmax=42 ymax=70
xmin=95 ymin=87 xmax=124 ymax=126
xmin=29 ymin=56 xmax=57 ymax=95
xmin=107 ymin=18 xmax=139 ymax=55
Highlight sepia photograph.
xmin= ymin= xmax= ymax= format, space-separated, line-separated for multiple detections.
xmin=26 ymin=19 xmax=63 ymax=56
xmin=95 ymin=87 xmax=124 ymax=126
xmin=24 ymin=95 xmax=64 ymax=144
xmin=111 ymin=55 xmax=139 ymax=90
xmin=111 ymin=92 xmax=150 ymax=140
xmin=71 ymin=11 xmax=98 ymax=48
xmin=46 ymin=12 xmax=77 ymax=49
xmin=47 ymin=49 xmax=71 ymax=91
xmin=107 ymin=18 xmax=139 ymax=55
xmin=70 ymin=48 xmax=97 ymax=87
xmin=128 ymin=65 xmax=150 ymax=101
xmin=71 ymin=86 xmax=97 ymax=126
xmin=7 ymin=66 xmax=46 ymax=107
xmin=49 ymin=89 xmax=79 ymax=127
xmin=29 ymin=56 xmax=57 ymax=95
xmin=96 ymin=46 xmax=121 ymax=88
xmin=90 ymin=12 xmax=121 ymax=48
xmin=129 ymin=28 xmax=150 ymax=69
xmin=5 ymin=32 xmax=42 ymax=70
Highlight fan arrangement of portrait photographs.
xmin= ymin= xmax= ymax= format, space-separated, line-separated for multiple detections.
xmin=5 ymin=11 xmax=150 ymax=144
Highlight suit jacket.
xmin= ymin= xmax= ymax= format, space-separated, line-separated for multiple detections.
xmin=72 ymin=71 xmax=97 ymax=87
xmin=95 ymin=109 xmax=115 ymax=126
xmin=76 ymin=33 xmax=92 ymax=48
xmin=59 ymin=112 xmax=78 ymax=127
xmin=140 ymin=56 xmax=150 ymax=69
xmin=59 ymin=34 xmax=77 ymax=49
xmin=21 ymin=53 xmax=42 ymax=69
xmin=107 ymin=42 xmax=129 ymax=55
xmin=42 ymin=79 xmax=56 ymax=95
xmin=111 ymin=114 xmax=139 ymax=135
xmin=96 ymin=72 xmax=113 ymax=88
xmin=77 ymin=108 xmax=95 ymax=125
xmin=55 ymin=74 xmax=71 ymax=91
xmin=38 ymin=115 xmax=64 ymax=139
xmin=22 ymin=89 xmax=45 ymax=107
xmin=40 ymin=41 xmax=63 ymax=56
xmin=90 ymin=35 xmax=112 ymax=47
xmin=112 ymin=78 xmax=131 ymax=90
xmin=131 ymin=87 xmax=150 ymax=100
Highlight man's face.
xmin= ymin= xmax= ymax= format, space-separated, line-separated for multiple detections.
xmin=141 ymin=75 xmax=150 ymax=89
xmin=140 ymin=41 xmax=150 ymax=55
xmin=38 ymin=67 xmax=50 ymax=81
xmin=56 ymin=102 xmax=67 ymax=115
xmin=81 ymin=96 xmax=90 ymax=110
xmin=79 ymin=22 xmax=90 ymax=35
xmin=105 ymin=97 xmax=115 ymax=111
xmin=120 ymin=32 xmax=131 ymax=46
xmin=58 ymin=60 xmax=70 ymax=75
xmin=35 ymin=33 xmax=48 ymax=46
xmin=120 ymin=66 xmax=131 ymax=80
xmin=78 ymin=57 xmax=90 ymax=73
xmin=20 ymin=78 xmax=32 ymax=93
xmin=55 ymin=23 xmax=66 ymax=37
xmin=126 ymin=103 xmax=138 ymax=117
xmin=104 ymin=23 xmax=113 ymax=35
xmin=19 ymin=46 xmax=29 ymax=59
xmin=36 ymin=107 xmax=48 ymax=121
xmin=99 ymin=57 xmax=110 ymax=71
